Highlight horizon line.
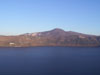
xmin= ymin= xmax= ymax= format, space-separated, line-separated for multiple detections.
xmin=0 ymin=28 xmax=99 ymax=36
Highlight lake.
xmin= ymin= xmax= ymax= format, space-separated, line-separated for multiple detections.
xmin=0 ymin=47 xmax=100 ymax=75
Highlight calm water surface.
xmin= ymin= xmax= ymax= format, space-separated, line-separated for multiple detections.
xmin=0 ymin=47 xmax=100 ymax=75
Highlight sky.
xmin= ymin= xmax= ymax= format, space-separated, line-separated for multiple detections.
xmin=0 ymin=0 xmax=100 ymax=35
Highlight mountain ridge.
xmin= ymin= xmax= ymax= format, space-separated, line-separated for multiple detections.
xmin=22 ymin=28 xmax=98 ymax=36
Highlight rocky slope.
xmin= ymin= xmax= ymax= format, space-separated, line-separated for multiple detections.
xmin=0 ymin=28 xmax=100 ymax=47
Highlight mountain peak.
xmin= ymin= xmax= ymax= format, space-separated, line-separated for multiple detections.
xmin=51 ymin=28 xmax=65 ymax=32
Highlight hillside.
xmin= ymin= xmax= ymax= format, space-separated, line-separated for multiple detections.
xmin=0 ymin=28 xmax=100 ymax=47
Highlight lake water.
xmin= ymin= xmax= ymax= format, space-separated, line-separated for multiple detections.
xmin=0 ymin=47 xmax=100 ymax=75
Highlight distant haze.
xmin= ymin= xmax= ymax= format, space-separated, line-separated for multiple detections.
xmin=0 ymin=0 xmax=100 ymax=35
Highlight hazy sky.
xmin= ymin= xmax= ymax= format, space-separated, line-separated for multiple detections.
xmin=0 ymin=0 xmax=100 ymax=35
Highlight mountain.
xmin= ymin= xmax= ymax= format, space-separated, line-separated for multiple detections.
xmin=0 ymin=28 xmax=100 ymax=47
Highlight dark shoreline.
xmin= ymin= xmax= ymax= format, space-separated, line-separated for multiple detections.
xmin=0 ymin=46 xmax=100 ymax=48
